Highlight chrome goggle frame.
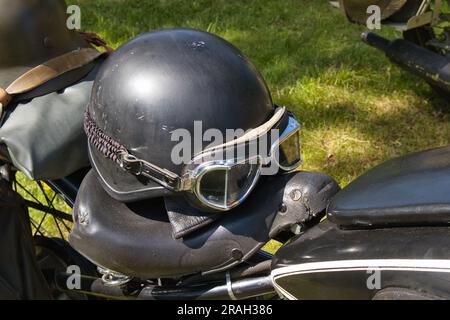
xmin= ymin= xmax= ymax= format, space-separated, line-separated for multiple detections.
xmin=118 ymin=107 xmax=302 ymax=211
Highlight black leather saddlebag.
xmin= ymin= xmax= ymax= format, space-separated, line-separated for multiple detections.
xmin=0 ymin=180 xmax=50 ymax=299
xmin=0 ymin=62 xmax=102 ymax=180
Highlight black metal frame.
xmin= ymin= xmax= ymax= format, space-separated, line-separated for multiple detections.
xmin=12 ymin=172 xmax=74 ymax=241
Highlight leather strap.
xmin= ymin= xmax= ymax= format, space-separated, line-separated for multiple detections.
xmin=6 ymin=47 xmax=102 ymax=95
xmin=0 ymin=87 xmax=11 ymax=110
xmin=0 ymin=32 xmax=113 ymax=114
xmin=0 ymin=47 xmax=102 ymax=115
xmin=78 ymin=31 xmax=114 ymax=55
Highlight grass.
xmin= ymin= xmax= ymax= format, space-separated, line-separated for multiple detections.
xmin=15 ymin=172 xmax=72 ymax=240
xmin=21 ymin=1 xmax=450 ymax=252
xmin=72 ymin=0 xmax=450 ymax=187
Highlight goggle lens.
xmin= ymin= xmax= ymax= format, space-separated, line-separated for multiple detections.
xmin=198 ymin=163 xmax=260 ymax=209
xmin=278 ymin=131 xmax=301 ymax=170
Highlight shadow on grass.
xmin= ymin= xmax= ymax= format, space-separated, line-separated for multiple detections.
xmin=73 ymin=0 xmax=442 ymax=94
xmin=72 ymin=0 xmax=450 ymax=185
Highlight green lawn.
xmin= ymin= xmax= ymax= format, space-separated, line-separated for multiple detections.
xmin=73 ymin=0 xmax=450 ymax=188
xmin=21 ymin=1 xmax=450 ymax=251
xmin=66 ymin=0 xmax=450 ymax=254
xmin=16 ymin=172 xmax=72 ymax=240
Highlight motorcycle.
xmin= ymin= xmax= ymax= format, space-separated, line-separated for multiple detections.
xmin=332 ymin=0 xmax=450 ymax=100
xmin=5 ymin=141 xmax=450 ymax=300
xmin=271 ymin=4 xmax=450 ymax=295
xmin=1 ymin=143 xmax=342 ymax=300
xmin=2 ymin=0 xmax=449 ymax=301
xmin=272 ymin=145 xmax=450 ymax=299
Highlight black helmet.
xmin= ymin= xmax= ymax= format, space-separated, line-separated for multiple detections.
xmin=0 ymin=0 xmax=96 ymax=97
xmin=86 ymin=29 xmax=302 ymax=211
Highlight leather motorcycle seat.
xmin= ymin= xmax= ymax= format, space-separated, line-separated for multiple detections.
xmin=69 ymin=170 xmax=290 ymax=279
xmin=328 ymin=146 xmax=450 ymax=229
xmin=70 ymin=169 xmax=339 ymax=279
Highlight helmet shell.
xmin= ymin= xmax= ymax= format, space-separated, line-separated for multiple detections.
xmin=88 ymin=28 xmax=274 ymax=202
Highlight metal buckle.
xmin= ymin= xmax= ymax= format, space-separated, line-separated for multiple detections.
xmin=118 ymin=151 xmax=185 ymax=191
xmin=119 ymin=152 xmax=144 ymax=176
xmin=97 ymin=267 xmax=132 ymax=287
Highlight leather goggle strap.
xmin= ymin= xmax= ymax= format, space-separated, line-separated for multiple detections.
xmin=78 ymin=31 xmax=114 ymax=55
xmin=0 ymin=47 xmax=103 ymax=113
xmin=0 ymin=87 xmax=12 ymax=111
xmin=200 ymin=106 xmax=286 ymax=157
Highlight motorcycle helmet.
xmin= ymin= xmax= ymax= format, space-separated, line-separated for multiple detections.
xmin=85 ymin=28 xmax=302 ymax=213
xmin=0 ymin=0 xmax=104 ymax=108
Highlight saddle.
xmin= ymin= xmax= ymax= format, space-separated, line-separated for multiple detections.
xmin=69 ymin=170 xmax=340 ymax=279
xmin=328 ymin=145 xmax=450 ymax=228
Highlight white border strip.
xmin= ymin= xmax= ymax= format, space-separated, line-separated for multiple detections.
xmin=271 ymin=259 xmax=450 ymax=300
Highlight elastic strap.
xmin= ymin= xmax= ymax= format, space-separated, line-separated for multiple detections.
xmin=84 ymin=110 xmax=127 ymax=164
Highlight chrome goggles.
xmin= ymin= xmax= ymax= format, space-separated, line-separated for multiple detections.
xmin=115 ymin=107 xmax=302 ymax=211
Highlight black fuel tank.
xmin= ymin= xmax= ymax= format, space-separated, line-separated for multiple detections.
xmin=271 ymin=220 xmax=450 ymax=299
